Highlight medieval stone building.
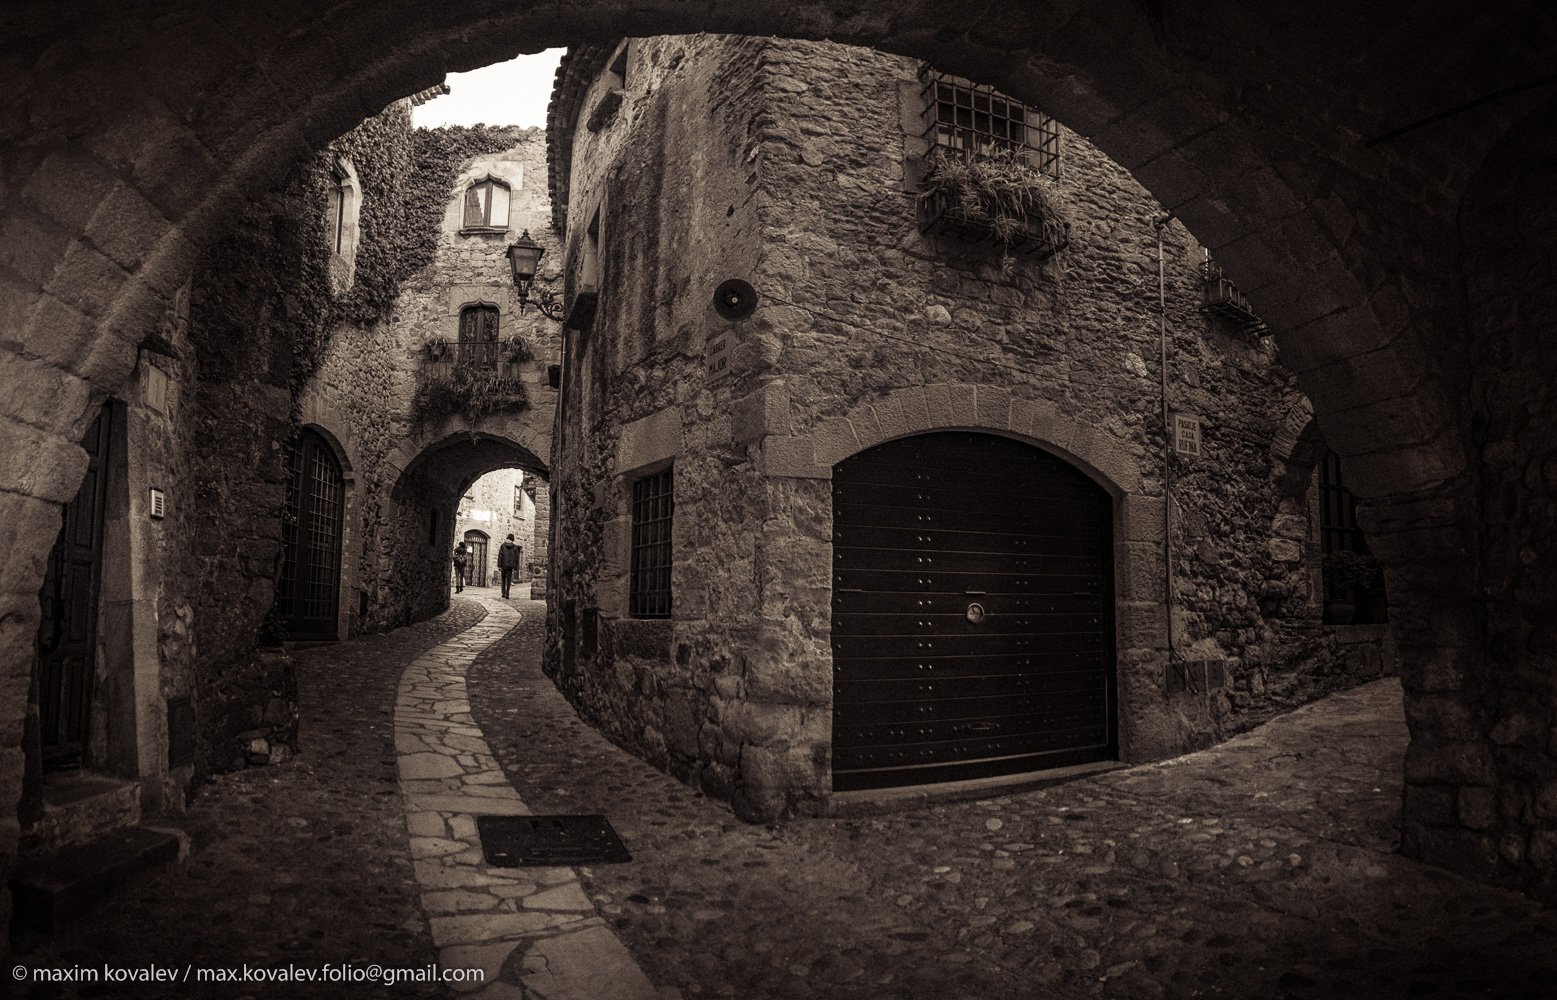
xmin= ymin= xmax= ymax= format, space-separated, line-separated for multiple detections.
xmin=17 ymin=107 xmax=561 ymax=863
xmin=5 ymin=0 xmax=1555 ymax=921
xmin=542 ymin=36 xmax=1392 ymax=819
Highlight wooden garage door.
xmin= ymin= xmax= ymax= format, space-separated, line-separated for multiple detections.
xmin=831 ymin=432 xmax=1116 ymax=791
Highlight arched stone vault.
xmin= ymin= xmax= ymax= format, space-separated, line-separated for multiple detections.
xmin=3 ymin=0 xmax=1556 ymax=895
xmin=392 ymin=430 xmax=550 ymax=507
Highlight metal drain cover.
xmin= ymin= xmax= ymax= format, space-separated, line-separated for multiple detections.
xmin=475 ymin=814 xmax=632 ymax=866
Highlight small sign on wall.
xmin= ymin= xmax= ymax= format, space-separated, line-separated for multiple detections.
xmin=704 ymin=330 xmax=733 ymax=384
xmin=1172 ymin=412 xmax=1202 ymax=458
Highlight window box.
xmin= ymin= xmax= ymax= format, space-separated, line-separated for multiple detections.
xmin=916 ymin=182 xmax=1070 ymax=260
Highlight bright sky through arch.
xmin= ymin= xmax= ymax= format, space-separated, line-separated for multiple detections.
xmin=411 ymin=50 xmax=566 ymax=128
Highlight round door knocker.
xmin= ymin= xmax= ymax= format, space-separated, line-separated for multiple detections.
xmin=966 ymin=602 xmax=986 ymax=625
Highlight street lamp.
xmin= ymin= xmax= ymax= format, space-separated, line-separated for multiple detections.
xmin=505 ymin=230 xmax=565 ymax=320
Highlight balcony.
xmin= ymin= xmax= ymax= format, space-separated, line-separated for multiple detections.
xmin=1200 ymin=260 xmax=1268 ymax=336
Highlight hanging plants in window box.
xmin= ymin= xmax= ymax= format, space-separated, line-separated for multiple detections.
xmin=422 ymin=336 xmax=452 ymax=362
xmin=917 ymin=148 xmax=1070 ymax=275
xmin=501 ymin=335 xmax=534 ymax=365
xmin=412 ymin=362 xmax=529 ymax=428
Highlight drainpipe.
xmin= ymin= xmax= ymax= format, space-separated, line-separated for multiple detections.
xmin=1153 ymin=214 xmax=1192 ymax=692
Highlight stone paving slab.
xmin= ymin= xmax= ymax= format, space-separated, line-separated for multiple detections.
xmin=395 ymin=594 xmax=658 ymax=1000
xmin=469 ymin=599 xmax=1557 ymax=1000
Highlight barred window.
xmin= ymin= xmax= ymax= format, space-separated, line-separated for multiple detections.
xmin=1318 ymin=449 xmax=1364 ymax=559
xmin=919 ymin=66 xmax=1060 ymax=175
xmin=629 ymin=468 xmax=673 ymax=618
xmin=462 ymin=177 xmax=511 ymax=230
xmin=458 ymin=305 xmax=500 ymax=367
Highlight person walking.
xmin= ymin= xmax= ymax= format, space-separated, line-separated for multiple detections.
xmin=497 ymin=534 xmax=520 ymax=599
xmin=452 ymin=540 xmax=468 ymax=593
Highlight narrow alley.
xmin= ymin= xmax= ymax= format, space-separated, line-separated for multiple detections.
xmin=14 ymin=599 xmax=1556 ymax=999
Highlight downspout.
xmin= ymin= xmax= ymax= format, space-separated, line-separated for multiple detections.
xmin=1153 ymin=214 xmax=1191 ymax=691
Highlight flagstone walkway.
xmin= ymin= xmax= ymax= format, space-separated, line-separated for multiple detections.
xmin=394 ymin=594 xmax=657 ymax=1000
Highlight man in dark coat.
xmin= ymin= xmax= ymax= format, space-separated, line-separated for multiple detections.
xmin=497 ymin=534 xmax=521 ymax=599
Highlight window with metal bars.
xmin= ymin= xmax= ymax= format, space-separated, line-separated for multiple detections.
xmin=918 ymin=66 xmax=1060 ymax=175
xmin=629 ymin=468 xmax=674 ymax=618
xmin=1318 ymin=449 xmax=1365 ymax=559
xmin=458 ymin=304 xmax=501 ymax=367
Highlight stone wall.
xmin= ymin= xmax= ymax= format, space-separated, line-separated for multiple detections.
xmin=547 ymin=36 xmax=1392 ymax=820
xmin=527 ymin=480 xmax=551 ymax=596
xmin=1428 ymin=100 xmax=1557 ymax=900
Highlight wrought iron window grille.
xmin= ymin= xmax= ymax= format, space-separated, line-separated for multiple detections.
xmin=915 ymin=66 xmax=1069 ymax=261
xmin=918 ymin=66 xmax=1061 ymax=176
xmin=629 ymin=468 xmax=674 ymax=619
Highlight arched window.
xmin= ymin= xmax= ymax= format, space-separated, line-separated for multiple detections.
xmin=462 ymin=176 xmax=511 ymax=231
xmin=458 ymin=304 xmax=501 ymax=366
xmin=326 ymin=156 xmax=361 ymax=293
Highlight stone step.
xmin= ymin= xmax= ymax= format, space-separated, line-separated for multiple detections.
xmin=22 ymin=773 xmax=141 ymax=854
xmin=9 ymin=825 xmax=187 ymax=938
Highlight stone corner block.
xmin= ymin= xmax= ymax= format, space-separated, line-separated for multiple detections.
xmin=731 ymin=383 xmax=792 ymax=446
xmin=760 ymin=435 xmax=828 ymax=480
xmin=615 ymin=405 xmax=683 ymax=475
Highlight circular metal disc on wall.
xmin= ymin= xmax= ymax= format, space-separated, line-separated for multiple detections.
xmin=712 ymin=279 xmax=758 ymax=320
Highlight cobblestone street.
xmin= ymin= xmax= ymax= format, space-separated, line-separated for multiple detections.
xmin=13 ymin=597 xmax=1557 ymax=999
xmin=13 ymin=600 xmax=489 ymax=999
xmin=468 ymin=600 xmax=1557 ymax=1000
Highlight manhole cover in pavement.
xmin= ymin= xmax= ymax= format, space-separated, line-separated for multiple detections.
xmin=476 ymin=815 xmax=632 ymax=866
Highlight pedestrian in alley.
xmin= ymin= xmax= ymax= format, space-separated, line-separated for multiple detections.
xmin=452 ymin=540 xmax=468 ymax=593
xmin=497 ymin=534 xmax=520 ymax=599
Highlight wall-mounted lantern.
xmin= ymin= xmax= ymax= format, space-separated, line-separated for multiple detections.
xmin=506 ymin=231 xmax=565 ymax=320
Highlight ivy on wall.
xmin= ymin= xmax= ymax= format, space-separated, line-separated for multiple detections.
xmin=189 ymin=114 xmax=531 ymax=396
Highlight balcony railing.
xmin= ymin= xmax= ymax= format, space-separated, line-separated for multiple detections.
xmin=1200 ymin=259 xmax=1267 ymax=336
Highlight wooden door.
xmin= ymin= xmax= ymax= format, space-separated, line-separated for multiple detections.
xmin=831 ymin=432 xmax=1116 ymax=791
xmin=276 ymin=429 xmax=344 ymax=639
xmin=464 ymin=532 xmax=488 ymax=587
xmin=37 ymin=404 xmax=114 ymax=771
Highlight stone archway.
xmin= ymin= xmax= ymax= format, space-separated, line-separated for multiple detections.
xmin=2 ymin=0 xmax=1554 ymax=897
xmin=761 ymin=382 xmax=1183 ymax=777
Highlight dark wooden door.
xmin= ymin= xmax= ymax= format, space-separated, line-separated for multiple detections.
xmin=831 ymin=432 xmax=1115 ymax=791
xmin=465 ymin=532 xmax=488 ymax=586
xmin=277 ymin=429 xmax=344 ymax=639
xmin=37 ymin=403 xmax=114 ymax=771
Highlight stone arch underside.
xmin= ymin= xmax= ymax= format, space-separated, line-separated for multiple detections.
xmin=2 ymin=0 xmax=1554 ymax=895
xmin=392 ymin=431 xmax=550 ymax=507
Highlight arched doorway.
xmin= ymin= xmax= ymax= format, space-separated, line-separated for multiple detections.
xmin=276 ymin=429 xmax=345 ymax=640
xmin=463 ymin=530 xmax=490 ymax=588
xmin=35 ymin=403 xmax=116 ymax=771
xmin=830 ymin=431 xmax=1116 ymax=791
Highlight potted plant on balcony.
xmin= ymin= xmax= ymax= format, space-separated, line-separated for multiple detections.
xmin=502 ymin=335 xmax=533 ymax=365
xmin=411 ymin=362 xmax=528 ymax=429
xmin=917 ymin=147 xmax=1069 ymax=276
xmin=422 ymin=336 xmax=451 ymax=362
